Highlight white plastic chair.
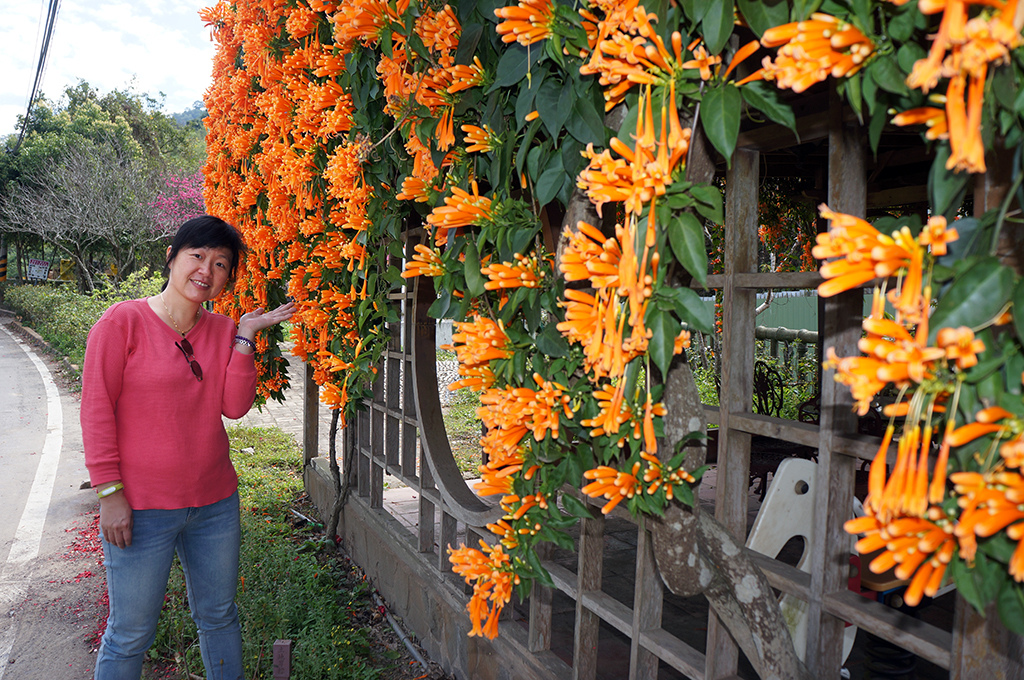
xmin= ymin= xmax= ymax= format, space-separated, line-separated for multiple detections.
xmin=745 ymin=457 xmax=857 ymax=663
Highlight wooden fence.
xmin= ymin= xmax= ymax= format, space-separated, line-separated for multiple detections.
xmin=300 ymin=84 xmax=1022 ymax=679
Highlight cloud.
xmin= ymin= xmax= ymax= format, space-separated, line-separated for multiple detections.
xmin=1 ymin=0 xmax=215 ymax=136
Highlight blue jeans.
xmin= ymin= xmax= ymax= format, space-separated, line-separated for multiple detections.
xmin=94 ymin=492 xmax=243 ymax=680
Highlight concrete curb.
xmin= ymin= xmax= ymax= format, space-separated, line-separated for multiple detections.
xmin=0 ymin=311 xmax=82 ymax=380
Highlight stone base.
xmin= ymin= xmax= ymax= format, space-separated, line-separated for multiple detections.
xmin=304 ymin=460 xmax=567 ymax=680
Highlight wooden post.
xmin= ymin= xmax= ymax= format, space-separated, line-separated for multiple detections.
xmin=805 ymin=85 xmax=863 ymax=677
xmin=630 ymin=518 xmax=662 ymax=680
xmin=951 ymin=596 xmax=1024 ymax=679
xmin=573 ymin=513 xmax=605 ymax=680
xmin=303 ymin=363 xmax=319 ymax=465
xmin=705 ymin=146 xmax=759 ymax=680
xmin=529 ymin=543 xmax=553 ymax=653
xmin=273 ymin=639 xmax=292 ymax=679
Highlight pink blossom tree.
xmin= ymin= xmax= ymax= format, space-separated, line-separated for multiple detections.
xmin=150 ymin=170 xmax=205 ymax=236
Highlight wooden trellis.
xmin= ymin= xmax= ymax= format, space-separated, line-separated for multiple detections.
xmin=301 ymin=84 xmax=1022 ymax=679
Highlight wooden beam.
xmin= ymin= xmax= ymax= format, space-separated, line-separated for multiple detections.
xmin=630 ymin=520 xmax=662 ymax=680
xmin=303 ymin=363 xmax=319 ymax=465
xmin=728 ymin=412 xmax=819 ymax=448
xmin=573 ymin=514 xmax=604 ymax=680
xmin=806 ymin=85 xmax=864 ymax=677
xmin=826 ymin=590 xmax=952 ymax=670
xmin=706 ymin=146 xmax=759 ymax=680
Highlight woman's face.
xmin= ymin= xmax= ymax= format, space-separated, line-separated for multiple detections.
xmin=166 ymin=246 xmax=234 ymax=303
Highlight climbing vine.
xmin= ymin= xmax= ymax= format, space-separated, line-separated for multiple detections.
xmin=201 ymin=0 xmax=1024 ymax=640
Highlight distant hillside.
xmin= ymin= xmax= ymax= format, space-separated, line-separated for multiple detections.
xmin=172 ymin=102 xmax=207 ymax=127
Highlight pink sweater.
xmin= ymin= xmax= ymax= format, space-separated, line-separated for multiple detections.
xmin=81 ymin=299 xmax=257 ymax=510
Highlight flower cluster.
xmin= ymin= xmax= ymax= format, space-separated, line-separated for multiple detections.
xmin=895 ymin=0 xmax=1021 ymax=173
xmin=448 ymin=540 xmax=520 ymax=638
xmin=202 ymin=0 xmax=1024 ymax=643
xmin=816 ymin=204 xmax=1024 ymax=609
xmin=741 ymin=13 xmax=874 ymax=92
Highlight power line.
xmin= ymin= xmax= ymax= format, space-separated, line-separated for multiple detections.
xmin=12 ymin=0 xmax=62 ymax=155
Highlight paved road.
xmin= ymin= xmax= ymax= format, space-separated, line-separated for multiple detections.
xmin=0 ymin=313 xmax=339 ymax=680
xmin=0 ymin=314 xmax=97 ymax=679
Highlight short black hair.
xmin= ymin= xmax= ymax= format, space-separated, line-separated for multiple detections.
xmin=164 ymin=215 xmax=246 ymax=280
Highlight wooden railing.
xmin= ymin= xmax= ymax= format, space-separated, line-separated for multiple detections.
xmin=300 ymin=84 xmax=1020 ymax=680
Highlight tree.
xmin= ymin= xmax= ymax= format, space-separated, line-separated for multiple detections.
xmin=151 ymin=169 xmax=205 ymax=234
xmin=0 ymin=140 xmax=168 ymax=290
xmin=0 ymin=82 xmax=207 ymax=280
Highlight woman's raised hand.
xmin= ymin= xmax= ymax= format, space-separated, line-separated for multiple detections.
xmin=238 ymin=300 xmax=296 ymax=336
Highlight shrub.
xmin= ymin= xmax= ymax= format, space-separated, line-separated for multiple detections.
xmin=4 ymin=271 xmax=164 ymax=367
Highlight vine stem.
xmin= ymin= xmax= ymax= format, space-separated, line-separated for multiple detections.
xmin=988 ymin=163 xmax=1024 ymax=258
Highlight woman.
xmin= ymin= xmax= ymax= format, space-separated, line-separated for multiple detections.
xmin=81 ymin=215 xmax=295 ymax=679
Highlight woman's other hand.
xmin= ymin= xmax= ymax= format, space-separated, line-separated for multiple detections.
xmin=237 ymin=300 xmax=296 ymax=338
xmin=99 ymin=491 xmax=134 ymax=549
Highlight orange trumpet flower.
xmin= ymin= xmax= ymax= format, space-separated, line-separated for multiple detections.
xmin=495 ymin=0 xmax=557 ymax=46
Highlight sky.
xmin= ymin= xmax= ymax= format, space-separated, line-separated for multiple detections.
xmin=1 ymin=0 xmax=219 ymax=136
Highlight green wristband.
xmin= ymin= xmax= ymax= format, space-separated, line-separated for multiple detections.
xmin=97 ymin=482 xmax=124 ymax=498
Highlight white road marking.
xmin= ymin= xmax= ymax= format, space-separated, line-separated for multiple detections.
xmin=0 ymin=325 xmax=64 ymax=677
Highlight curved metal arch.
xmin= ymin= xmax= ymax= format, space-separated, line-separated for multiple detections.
xmin=411 ymin=273 xmax=502 ymax=527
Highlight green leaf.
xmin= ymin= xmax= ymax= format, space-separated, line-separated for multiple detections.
xmin=701 ymin=0 xmax=735 ymax=55
xmin=740 ymin=80 xmax=798 ymax=136
xmin=929 ymin=257 xmax=1015 ymax=342
xmin=992 ymin=64 xmax=1017 ymax=111
xmin=1013 ymin=83 xmax=1024 ymax=115
xmin=675 ymin=481 xmax=695 ymax=507
xmin=535 ymin=154 xmax=565 ymax=206
xmin=690 ymin=184 xmax=724 ymax=224
xmin=897 ymin=42 xmax=926 ymax=74
xmin=1012 ymin=277 xmax=1024 ymax=343
xmin=1008 ymin=347 xmax=1024 ymax=396
xmin=889 ymin=9 xmax=917 ymax=41
xmin=843 ymin=71 xmax=863 ymax=123
xmin=516 ymin=118 xmax=544 ymax=176
xmin=792 ymin=0 xmax=823 ymax=20
xmin=851 ymin=0 xmax=872 ymax=30
xmin=536 ymin=77 xmax=571 ymax=139
xmin=859 ymin=65 xmax=878 ymax=114
xmin=868 ymin=54 xmax=909 ymax=96
xmin=646 ymin=307 xmax=683 ymax=377
xmin=929 ymin=146 xmax=971 ymax=220
xmin=454 ymin=23 xmax=484 ymax=67
xmin=997 ymin=581 xmax=1024 ymax=635
xmin=525 ymin=549 xmax=555 ymax=587
xmin=736 ymin=0 xmax=789 ymax=37
xmin=681 ymin=0 xmax=710 ymax=24
xmin=565 ymin=95 xmax=606 ymax=145
xmin=975 ymin=551 xmax=1006 ymax=605
xmin=492 ymin=43 xmax=543 ymax=90
xmin=462 ymin=240 xmax=486 ymax=298
xmin=515 ymin=69 xmax=547 ymax=130
xmin=560 ymin=492 xmax=594 ymax=519
xmin=868 ymin=104 xmax=886 ymax=155
xmin=949 ymin=556 xmax=985 ymax=613
xmin=428 ymin=287 xmax=453 ymax=318
xmin=700 ymin=85 xmax=742 ymax=166
xmin=535 ymin=322 xmax=569 ymax=358
xmin=668 ymin=287 xmax=714 ymax=332
xmin=668 ymin=212 xmax=709 ymax=287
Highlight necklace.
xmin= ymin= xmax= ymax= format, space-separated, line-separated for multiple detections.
xmin=159 ymin=292 xmax=200 ymax=336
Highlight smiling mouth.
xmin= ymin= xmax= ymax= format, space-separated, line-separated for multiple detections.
xmin=192 ymin=279 xmax=211 ymax=289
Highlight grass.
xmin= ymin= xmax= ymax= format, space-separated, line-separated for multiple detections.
xmin=148 ymin=426 xmax=399 ymax=680
xmin=443 ymin=389 xmax=483 ymax=477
